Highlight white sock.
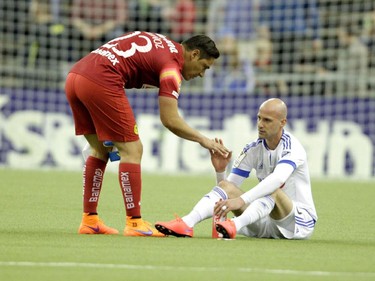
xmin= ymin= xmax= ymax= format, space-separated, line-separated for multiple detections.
xmin=233 ymin=195 xmax=275 ymax=231
xmin=182 ymin=186 xmax=228 ymax=228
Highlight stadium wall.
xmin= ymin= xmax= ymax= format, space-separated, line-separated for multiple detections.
xmin=0 ymin=88 xmax=374 ymax=179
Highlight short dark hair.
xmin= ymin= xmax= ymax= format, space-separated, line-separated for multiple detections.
xmin=182 ymin=35 xmax=220 ymax=59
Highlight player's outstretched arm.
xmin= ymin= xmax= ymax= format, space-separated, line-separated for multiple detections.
xmin=158 ymin=96 xmax=230 ymax=156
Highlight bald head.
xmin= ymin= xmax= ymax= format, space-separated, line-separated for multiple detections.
xmin=257 ymin=98 xmax=288 ymax=148
xmin=259 ymin=98 xmax=287 ymax=121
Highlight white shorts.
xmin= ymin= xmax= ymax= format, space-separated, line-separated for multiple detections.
xmin=238 ymin=202 xmax=316 ymax=239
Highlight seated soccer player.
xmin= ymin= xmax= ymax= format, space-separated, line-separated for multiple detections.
xmin=155 ymin=98 xmax=317 ymax=239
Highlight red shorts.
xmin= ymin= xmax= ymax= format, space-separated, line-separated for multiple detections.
xmin=65 ymin=73 xmax=139 ymax=142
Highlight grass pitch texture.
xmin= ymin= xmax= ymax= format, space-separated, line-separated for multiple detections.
xmin=0 ymin=169 xmax=374 ymax=281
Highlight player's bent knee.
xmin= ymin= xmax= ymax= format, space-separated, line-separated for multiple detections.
xmin=112 ymin=141 xmax=142 ymax=163
xmin=271 ymin=188 xmax=288 ymax=201
xmin=218 ymin=180 xmax=243 ymax=198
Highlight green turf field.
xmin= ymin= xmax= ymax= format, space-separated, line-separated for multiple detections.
xmin=0 ymin=168 xmax=374 ymax=281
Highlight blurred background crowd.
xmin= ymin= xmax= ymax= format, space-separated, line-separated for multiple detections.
xmin=1 ymin=0 xmax=374 ymax=97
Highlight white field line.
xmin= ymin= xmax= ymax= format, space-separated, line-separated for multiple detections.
xmin=0 ymin=261 xmax=374 ymax=278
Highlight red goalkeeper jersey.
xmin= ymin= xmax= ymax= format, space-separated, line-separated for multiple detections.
xmin=70 ymin=31 xmax=184 ymax=99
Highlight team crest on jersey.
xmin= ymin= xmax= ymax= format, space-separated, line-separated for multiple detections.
xmin=134 ymin=124 xmax=138 ymax=135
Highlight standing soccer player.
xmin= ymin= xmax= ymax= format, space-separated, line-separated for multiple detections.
xmin=156 ymin=98 xmax=317 ymax=239
xmin=65 ymin=31 xmax=229 ymax=236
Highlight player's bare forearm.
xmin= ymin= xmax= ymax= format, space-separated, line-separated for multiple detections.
xmin=159 ymin=96 xmax=230 ymax=156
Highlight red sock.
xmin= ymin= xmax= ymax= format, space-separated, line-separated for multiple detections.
xmin=83 ymin=156 xmax=107 ymax=213
xmin=119 ymin=163 xmax=142 ymax=217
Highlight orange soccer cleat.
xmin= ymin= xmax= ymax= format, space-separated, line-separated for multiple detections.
xmin=78 ymin=213 xmax=119 ymax=235
xmin=155 ymin=215 xmax=194 ymax=238
xmin=215 ymin=219 xmax=236 ymax=239
xmin=124 ymin=217 xmax=165 ymax=237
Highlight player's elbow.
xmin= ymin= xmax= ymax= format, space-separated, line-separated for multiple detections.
xmin=160 ymin=116 xmax=177 ymax=131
